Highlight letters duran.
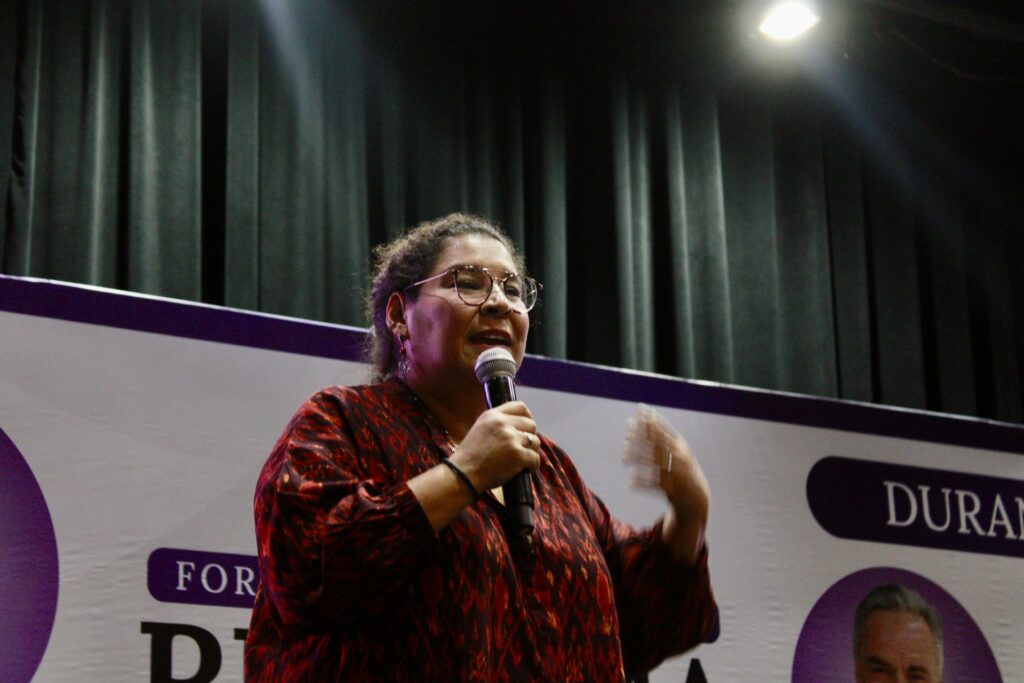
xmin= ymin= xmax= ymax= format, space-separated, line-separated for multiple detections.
xmin=807 ymin=456 xmax=1024 ymax=558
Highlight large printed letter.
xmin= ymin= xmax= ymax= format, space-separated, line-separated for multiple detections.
xmin=955 ymin=490 xmax=985 ymax=536
xmin=918 ymin=486 xmax=952 ymax=532
xmin=986 ymin=495 xmax=1015 ymax=539
xmin=141 ymin=621 xmax=222 ymax=683
xmin=883 ymin=481 xmax=917 ymax=527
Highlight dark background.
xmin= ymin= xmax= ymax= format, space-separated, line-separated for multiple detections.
xmin=2 ymin=0 xmax=1022 ymax=423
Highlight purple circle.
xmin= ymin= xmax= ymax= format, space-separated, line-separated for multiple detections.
xmin=0 ymin=428 xmax=59 ymax=683
xmin=792 ymin=567 xmax=1000 ymax=682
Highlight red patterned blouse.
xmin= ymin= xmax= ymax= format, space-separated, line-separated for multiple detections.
xmin=244 ymin=380 xmax=717 ymax=682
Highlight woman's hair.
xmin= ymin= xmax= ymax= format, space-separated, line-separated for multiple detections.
xmin=364 ymin=213 xmax=526 ymax=381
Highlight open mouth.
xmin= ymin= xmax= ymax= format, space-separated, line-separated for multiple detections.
xmin=469 ymin=332 xmax=512 ymax=346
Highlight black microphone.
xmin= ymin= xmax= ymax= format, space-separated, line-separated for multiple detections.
xmin=475 ymin=347 xmax=534 ymax=548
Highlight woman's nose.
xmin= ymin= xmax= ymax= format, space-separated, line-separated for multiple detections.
xmin=480 ymin=284 xmax=513 ymax=313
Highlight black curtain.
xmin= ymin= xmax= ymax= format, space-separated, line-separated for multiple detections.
xmin=3 ymin=0 xmax=1022 ymax=423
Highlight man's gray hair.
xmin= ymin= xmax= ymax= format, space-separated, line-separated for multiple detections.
xmin=853 ymin=583 xmax=943 ymax=673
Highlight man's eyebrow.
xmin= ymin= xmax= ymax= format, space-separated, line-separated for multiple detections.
xmin=864 ymin=656 xmax=894 ymax=670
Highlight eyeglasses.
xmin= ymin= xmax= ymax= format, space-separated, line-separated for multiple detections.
xmin=404 ymin=265 xmax=542 ymax=312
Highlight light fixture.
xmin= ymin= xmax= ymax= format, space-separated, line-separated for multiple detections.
xmin=759 ymin=1 xmax=821 ymax=41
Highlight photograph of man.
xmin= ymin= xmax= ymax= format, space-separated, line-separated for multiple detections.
xmin=853 ymin=583 xmax=943 ymax=683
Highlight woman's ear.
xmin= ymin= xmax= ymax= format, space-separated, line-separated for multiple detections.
xmin=385 ymin=292 xmax=409 ymax=340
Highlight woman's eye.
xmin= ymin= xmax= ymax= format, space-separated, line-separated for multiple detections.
xmin=457 ymin=276 xmax=484 ymax=290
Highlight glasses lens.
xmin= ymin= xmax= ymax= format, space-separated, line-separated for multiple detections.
xmin=453 ymin=267 xmax=539 ymax=311
xmin=504 ymin=275 xmax=537 ymax=311
xmin=453 ymin=267 xmax=491 ymax=305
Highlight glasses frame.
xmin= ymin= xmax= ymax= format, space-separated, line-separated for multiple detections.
xmin=404 ymin=265 xmax=542 ymax=312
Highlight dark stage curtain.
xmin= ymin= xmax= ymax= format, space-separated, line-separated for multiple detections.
xmin=2 ymin=0 xmax=1022 ymax=423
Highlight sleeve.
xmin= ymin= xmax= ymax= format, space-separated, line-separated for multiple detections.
xmin=253 ymin=387 xmax=437 ymax=632
xmin=554 ymin=443 xmax=718 ymax=677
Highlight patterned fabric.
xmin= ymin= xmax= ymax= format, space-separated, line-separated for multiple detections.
xmin=245 ymin=380 xmax=717 ymax=682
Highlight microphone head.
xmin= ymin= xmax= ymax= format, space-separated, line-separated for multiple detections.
xmin=475 ymin=347 xmax=517 ymax=383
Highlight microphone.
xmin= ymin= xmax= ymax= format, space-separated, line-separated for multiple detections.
xmin=475 ymin=347 xmax=534 ymax=548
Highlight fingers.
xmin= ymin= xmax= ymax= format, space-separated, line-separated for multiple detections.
xmin=624 ymin=407 xmax=667 ymax=468
xmin=518 ymin=432 xmax=542 ymax=473
xmin=623 ymin=405 xmax=701 ymax=492
xmin=491 ymin=400 xmax=533 ymax=419
xmin=628 ymin=465 xmax=664 ymax=491
xmin=623 ymin=405 xmax=710 ymax=521
xmin=626 ymin=405 xmax=692 ymax=463
xmin=487 ymin=402 xmax=540 ymax=454
xmin=456 ymin=403 xmax=542 ymax=489
xmin=522 ymin=430 xmax=540 ymax=455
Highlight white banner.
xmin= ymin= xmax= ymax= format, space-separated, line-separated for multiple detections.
xmin=1 ymin=275 xmax=1021 ymax=682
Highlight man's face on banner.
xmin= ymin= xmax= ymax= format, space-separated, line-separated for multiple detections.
xmin=855 ymin=609 xmax=942 ymax=683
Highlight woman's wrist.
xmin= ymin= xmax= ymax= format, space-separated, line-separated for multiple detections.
xmin=441 ymin=457 xmax=480 ymax=499
xmin=408 ymin=457 xmax=481 ymax=532
xmin=661 ymin=504 xmax=708 ymax=567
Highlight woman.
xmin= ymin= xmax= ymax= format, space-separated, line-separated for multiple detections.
xmin=245 ymin=213 xmax=717 ymax=682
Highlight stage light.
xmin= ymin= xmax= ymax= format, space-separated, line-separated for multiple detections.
xmin=759 ymin=1 xmax=820 ymax=41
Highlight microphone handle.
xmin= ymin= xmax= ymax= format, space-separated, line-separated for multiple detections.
xmin=483 ymin=375 xmax=535 ymax=543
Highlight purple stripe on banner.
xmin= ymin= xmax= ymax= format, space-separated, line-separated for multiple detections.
xmin=148 ymin=548 xmax=259 ymax=608
xmin=3 ymin=275 xmax=1023 ymax=455
xmin=516 ymin=358 xmax=1024 ymax=455
xmin=807 ymin=456 xmax=1024 ymax=559
xmin=0 ymin=275 xmax=365 ymax=362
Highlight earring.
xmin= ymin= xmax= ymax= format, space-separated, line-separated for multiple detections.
xmin=396 ymin=335 xmax=410 ymax=380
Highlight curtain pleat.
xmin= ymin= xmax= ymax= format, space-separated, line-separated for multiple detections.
xmin=923 ymin=201 xmax=975 ymax=416
xmin=6 ymin=0 xmax=46 ymax=276
xmin=772 ymin=95 xmax=837 ymax=397
xmin=612 ymin=79 xmax=656 ymax=372
xmin=467 ymin=63 xmax=497 ymax=221
xmin=718 ymin=91 xmax=781 ymax=391
xmin=2 ymin=0 xmax=1021 ymax=423
xmin=537 ymin=75 xmax=567 ymax=360
xmin=823 ymin=125 xmax=873 ymax=403
xmin=0 ymin=0 xmax=15 ymax=271
xmin=81 ymin=1 xmax=121 ymax=285
xmin=500 ymin=68 xmax=526 ymax=252
xmin=409 ymin=65 xmax=463 ymax=221
xmin=865 ymin=163 xmax=927 ymax=408
xmin=257 ymin=1 xmax=329 ymax=320
xmin=128 ymin=0 xmax=202 ymax=299
xmin=372 ymin=59 xmax=407 ymax=241
xmin=611 ymin=79 xmax=636 ymax=367
xmin=224 ymin=0 xmax=261 ymax=311
xmin=322 ymin=13 xmax=369 ymax=325
xmin=979 ymin=216 xmax=1022 ymax=422
xmin=669 ymin=92 xmax=733 ymax=383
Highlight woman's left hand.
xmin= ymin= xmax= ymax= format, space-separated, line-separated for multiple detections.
xmin=624 ymin=405 xmax=709 ymax=565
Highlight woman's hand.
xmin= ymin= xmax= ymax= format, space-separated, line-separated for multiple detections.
xmin=452 ymin=401 xmax=542 ymax=493
xmin=624 ymin=405 xmax=709 ymax=566
xmin=409 ymin=401 xmax=541 ymax=532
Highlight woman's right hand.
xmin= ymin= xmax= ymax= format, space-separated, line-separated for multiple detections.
xmin=452 ymin=401 xmax=542 ymax=492
xmin=408 ymin=401 xmax=542 ymax=531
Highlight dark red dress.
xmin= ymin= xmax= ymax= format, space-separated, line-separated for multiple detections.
xmin=244 ymin=379 xmax=717 ymax=682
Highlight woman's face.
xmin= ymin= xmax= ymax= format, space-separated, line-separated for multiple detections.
xmin=402 ymin=234 xmax=530 ymax=395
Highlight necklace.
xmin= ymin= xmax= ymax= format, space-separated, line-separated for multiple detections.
xmin=402 ymin=382 xmax=459 ymax=455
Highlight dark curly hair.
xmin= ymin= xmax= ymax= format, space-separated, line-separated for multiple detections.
xmin=364 ymin=213 xmax=527 ymax=381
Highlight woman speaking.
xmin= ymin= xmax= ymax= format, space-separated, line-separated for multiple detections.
xmin=244 ymin=213 xmax=717 ymax=681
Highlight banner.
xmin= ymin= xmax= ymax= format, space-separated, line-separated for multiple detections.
xmin=2 ymin=275 xmax=1021 ymax=682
